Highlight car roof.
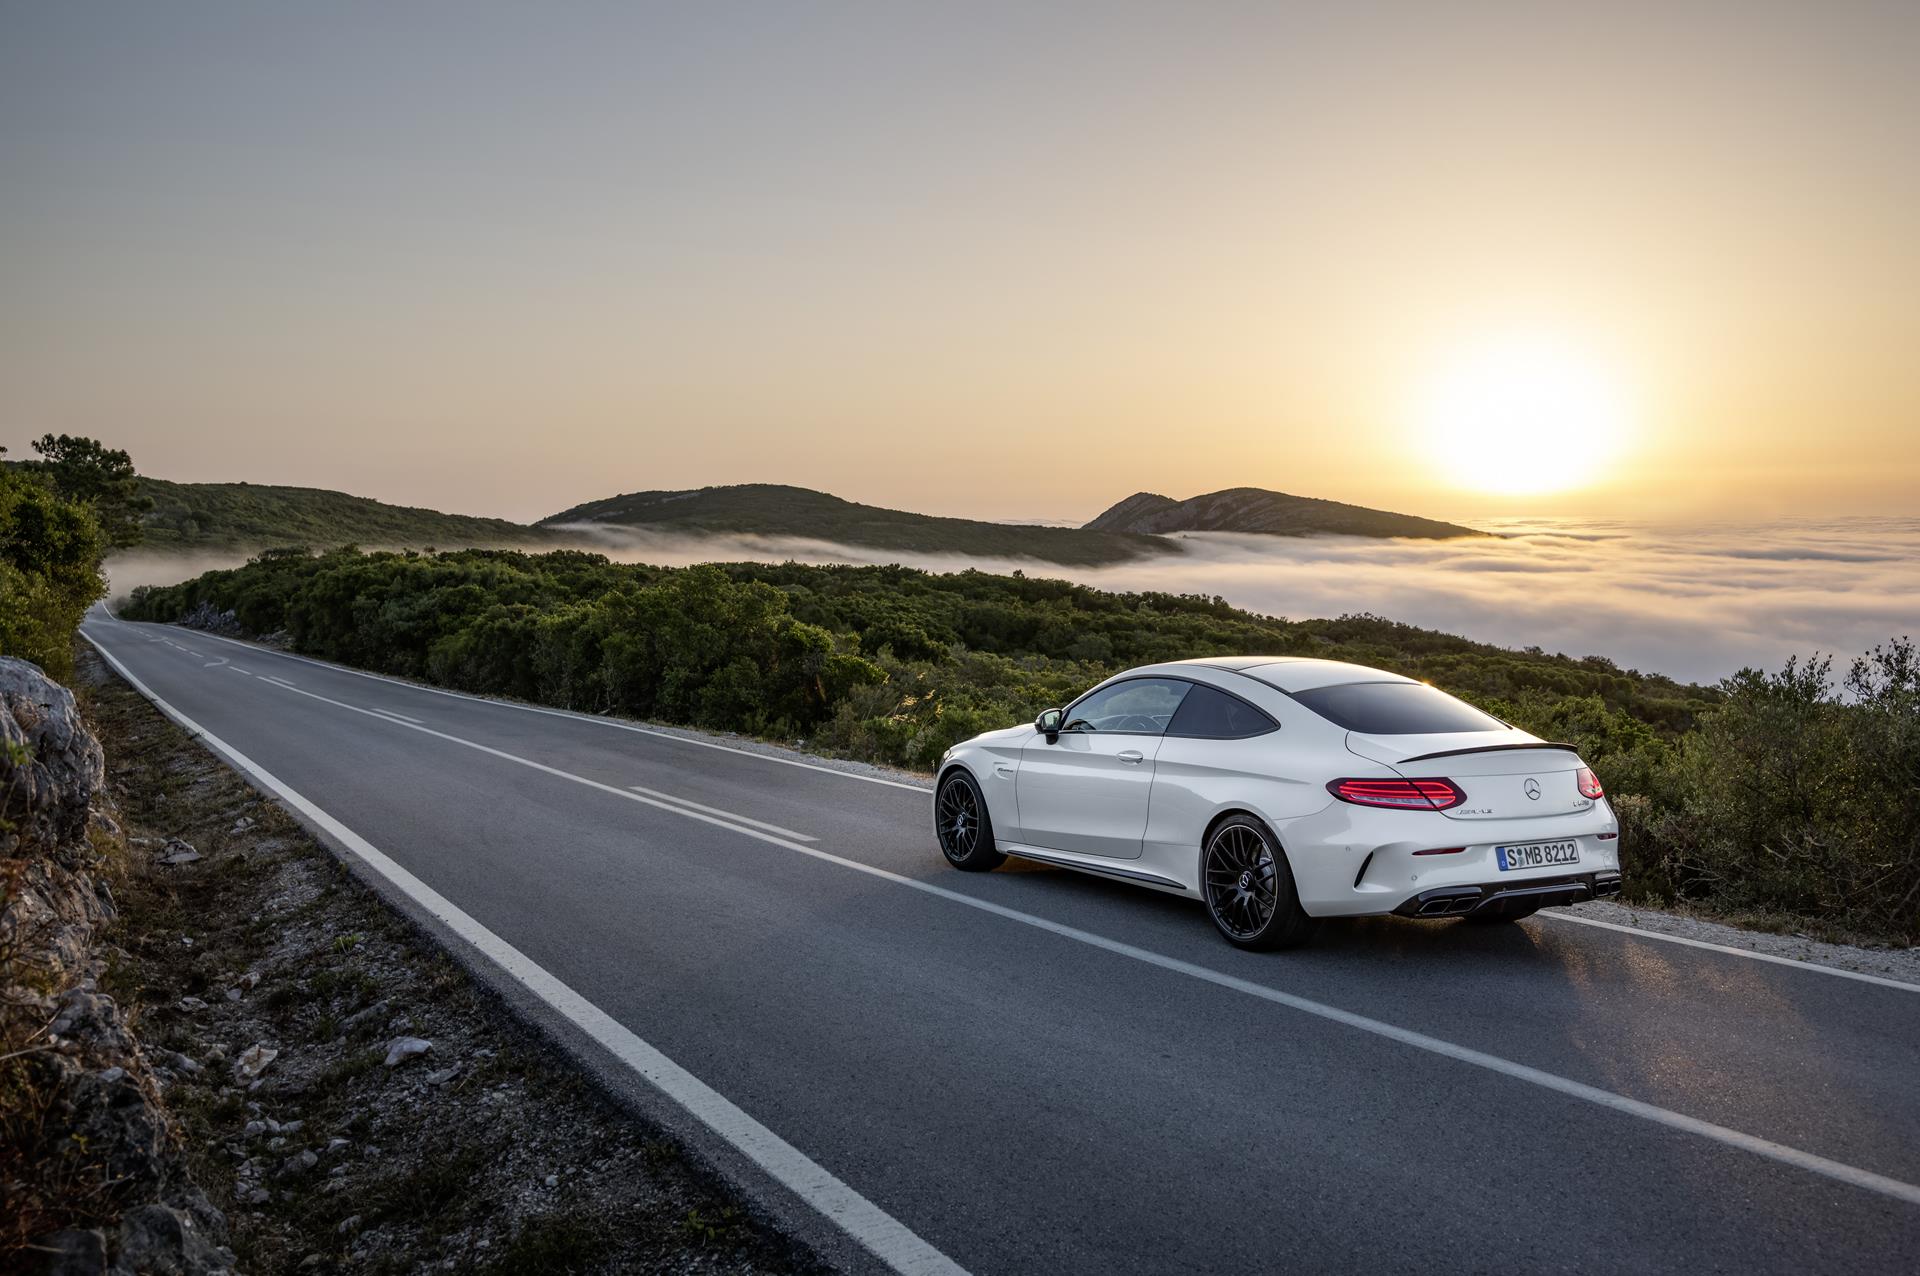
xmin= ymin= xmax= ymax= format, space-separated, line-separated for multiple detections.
xmin=1165 ymin=655 xmax=1416 ymax=693
xmin=1163 ymin=655 xmax=1287 ymax=670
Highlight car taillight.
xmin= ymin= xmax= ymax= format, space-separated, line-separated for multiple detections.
xmin=1577 ymin=767 xmax=1604 ymax=800
xmin=1326 ymin=778 xmax=1466 ymax=811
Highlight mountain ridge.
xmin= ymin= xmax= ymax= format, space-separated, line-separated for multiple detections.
xmin=1084 ymin=486 xmax=1481 ymax=539
xmin=126 ymin=476 xmax=1481 ymax=561
xmin=137 ymin=478 xmax=563 ymax=550
xmin=539 ymin=482 xmax=1172 ymax=566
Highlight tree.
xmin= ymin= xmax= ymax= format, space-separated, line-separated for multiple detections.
xmin=29 ymin=434 xmax=153 ymax=548
xmin=0 ymin=464 xmax=108 ymax=678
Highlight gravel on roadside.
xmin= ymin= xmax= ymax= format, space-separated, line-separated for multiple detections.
xmin=1550 ymin=899 xmax=1920 ymax=988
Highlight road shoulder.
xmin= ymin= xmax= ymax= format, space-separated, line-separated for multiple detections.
xmin=74 ymin=645 xmax=827 ymax=1274
xmin=1549 ymin=899 xmax=1920 ymax=989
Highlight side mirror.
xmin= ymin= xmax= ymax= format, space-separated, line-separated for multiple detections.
xmin=1035 ymin=707 xmax=1064 ymax=741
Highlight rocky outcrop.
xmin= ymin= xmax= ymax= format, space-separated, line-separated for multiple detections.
xmin=0 ymin=656 xmax=236 ymax=1275
xmin=1080 ymin=491 xmax=1181 ymax=534
xmin=177 ymin=603 xmax=243 ymax=637
xmin=0 ymin=658 xmax=105 ymax=855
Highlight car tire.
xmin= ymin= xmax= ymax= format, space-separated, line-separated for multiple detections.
xmin=1200 ymin=814 xmax=1316 ymax=950
xmin=1464 ymin=900 xmax=1542 ymax=924
xmin=935 ymin=770 xmax=1005 ymax=872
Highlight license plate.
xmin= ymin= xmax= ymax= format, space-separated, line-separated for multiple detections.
xmin=1496 ymin=840 xmax=1579 ymax=871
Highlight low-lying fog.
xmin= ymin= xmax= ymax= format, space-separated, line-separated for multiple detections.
xmin=108 ymin=517 xmax=1920 ymax=687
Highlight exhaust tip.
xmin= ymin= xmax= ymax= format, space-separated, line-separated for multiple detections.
xmin=1414 ymin=892 xmax=1482 ymax=918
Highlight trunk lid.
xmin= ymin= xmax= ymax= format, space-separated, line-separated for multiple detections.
xmin=1345 ymin=731 xmax=1595 ymax=821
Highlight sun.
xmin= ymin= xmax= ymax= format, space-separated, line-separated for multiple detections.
xmin=1414 ymin=335 xmax=1632 ymax=495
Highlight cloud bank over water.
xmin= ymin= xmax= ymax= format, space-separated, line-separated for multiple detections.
xmin=1138 ymin=519 xmax=1917 ymax=685
xmin=112 ymin=518 xmax=1920 ymax=688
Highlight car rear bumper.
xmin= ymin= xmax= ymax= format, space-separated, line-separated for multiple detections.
xmin=1279 ymin=799 xmax=1621 ymax=916
xmin=1394 ymin=870 xmax=1623 ymax=918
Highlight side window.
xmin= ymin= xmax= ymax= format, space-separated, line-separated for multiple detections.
xmin=1167 ymin=683 xmax=1277 ymax=739
xmin=1064 ymin=678 xmax=1190 ymax=734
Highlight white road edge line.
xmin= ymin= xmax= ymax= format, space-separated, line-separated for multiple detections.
xmin=83 ymin=632 xmax=970 ymax=1276
xmin=89 ymin=625 xmax=1920 ymax=1212
xmin=1538 ymin=910 xmax=1920 ymax=993
xmin=181 ymin=626 xmax=931 ymax=792
xmin=630 ymin=785 xmax=818 ymax=842
xmin=135 ymin=623 xmax=1917 ymax=997
xmin=246 ymin=670 xmax=836 ymax=855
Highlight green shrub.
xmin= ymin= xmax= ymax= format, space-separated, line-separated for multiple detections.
xmin=1650 ymin=641 xmax=1919 ymax=942
xmin=1475 ymin=689 xmax=1675 ymax=802
xmin=0 ymin=466 xmax=107 ymax=679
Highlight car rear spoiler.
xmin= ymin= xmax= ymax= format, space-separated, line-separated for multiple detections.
xmin=1396 ymin=741 xmax=1582 ymax=764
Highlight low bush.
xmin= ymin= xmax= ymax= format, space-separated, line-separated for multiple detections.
xmin=1650 ymin=641 xmax=1918 ymax=941
xmin=0 ymin=465 xmax=107 ymax=680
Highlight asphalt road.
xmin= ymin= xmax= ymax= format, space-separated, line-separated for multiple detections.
xmin=83 ymin=612 xmax=1920 ymax=1275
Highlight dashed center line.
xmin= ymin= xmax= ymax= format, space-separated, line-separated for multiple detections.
xmin=630 ymin=785 xmax=818 ymax=842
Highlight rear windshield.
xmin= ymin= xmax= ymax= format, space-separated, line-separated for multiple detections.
xmin=1291 ymin=681 xmax=1506 ymax=735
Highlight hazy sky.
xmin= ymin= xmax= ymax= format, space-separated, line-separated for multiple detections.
xmin=3 ymin=2 xmax=1915 ymax=524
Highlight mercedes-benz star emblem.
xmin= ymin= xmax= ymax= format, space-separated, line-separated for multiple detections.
xmin=1524 ymin=778 xmax=1542 ymax=800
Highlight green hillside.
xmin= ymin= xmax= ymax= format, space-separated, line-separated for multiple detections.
xmin=540 ymin=483 xmax=1174 ymax=566
xmin=1086 ymin=487 xmax=1483 ymax=539
xmin=129 ymin=476 xmax=1476 ymax=563
xmin=138 ymin=478 xmax=563 ymax=550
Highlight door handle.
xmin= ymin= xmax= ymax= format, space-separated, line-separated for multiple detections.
xmin=1117 ymin=750 xmax=1145 ymax=765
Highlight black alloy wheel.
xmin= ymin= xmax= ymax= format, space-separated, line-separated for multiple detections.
xmin=1201 ymin=815 xmax=1315 ymax=950
xmin=936 ymin=771 xmax=1005 ymax=871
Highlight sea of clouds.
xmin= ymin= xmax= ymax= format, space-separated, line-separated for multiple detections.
xmin=110 ymin=517 xmax=1920 ymax=688
xmin=557 ymin=517 xmax=1920 ymax=686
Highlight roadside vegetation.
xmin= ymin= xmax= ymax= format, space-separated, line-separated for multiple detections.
xmin=0 ymin=436 xmax=119 ymax=678
xmin=124 ymin=544 xmax=1920 ymax=945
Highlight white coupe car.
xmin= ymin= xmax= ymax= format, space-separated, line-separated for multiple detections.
xmin=932 ymin=656 xmax=1621 ymax=949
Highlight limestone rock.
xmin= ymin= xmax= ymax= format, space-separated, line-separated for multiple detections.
xmin=0 ymin=657 xmax=105 ymax=853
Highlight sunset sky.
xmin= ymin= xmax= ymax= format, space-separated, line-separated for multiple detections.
xmin=3 ymin=2 xmax=1915 ymax=524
